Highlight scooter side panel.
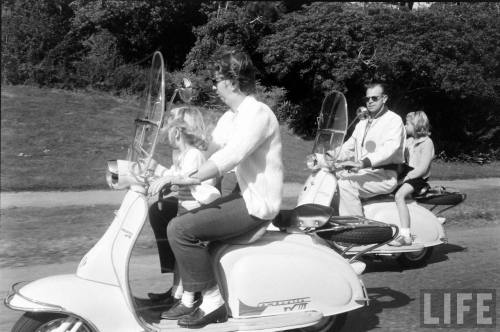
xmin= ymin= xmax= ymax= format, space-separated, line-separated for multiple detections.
xmin=215 ymin=232 xmax=365 ymax=319
xmin=363 ymin=201 xmax=446 ymax=246
xmin=8 ymin=274 xmax=143 ymax=332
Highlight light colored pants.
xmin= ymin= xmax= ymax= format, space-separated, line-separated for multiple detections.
xmin=338 ymin=169 xmax=397 ymax=216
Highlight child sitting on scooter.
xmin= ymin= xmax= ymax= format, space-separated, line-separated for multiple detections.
xmin=390 ymin=110 xmax=435 ymax=246
xmin=147 ymin=107 xmax=221 ymax=311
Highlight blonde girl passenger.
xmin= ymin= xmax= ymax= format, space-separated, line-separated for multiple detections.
xmin=390 ymin=111 xmax=435 ymax=246
xmin=146 ymin=107 xmax=221 ymax=311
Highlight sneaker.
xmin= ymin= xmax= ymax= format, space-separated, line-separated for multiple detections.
xmin=388 ymin=235 xmax=412 ymax=247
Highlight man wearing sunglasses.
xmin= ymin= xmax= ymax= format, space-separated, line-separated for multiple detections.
xmin=335 ymin=83 xmax=405 ymax=217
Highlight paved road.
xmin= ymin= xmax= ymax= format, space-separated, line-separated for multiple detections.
xmin=1 ymin=224 xmax=498 ymax=332
xmin=1 ymin=178 xmax=499 ymax=331
xmin=2 ymin=179 xmax=499 ymax=209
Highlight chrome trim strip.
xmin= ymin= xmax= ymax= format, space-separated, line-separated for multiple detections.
xmin=5 ymin=281 xmax=65 ymax=311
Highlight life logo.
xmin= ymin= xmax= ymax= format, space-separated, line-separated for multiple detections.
xmin=258 ymin=297 xmax=311 ymax=312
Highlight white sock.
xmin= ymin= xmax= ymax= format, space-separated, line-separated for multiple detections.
xmin=400 ymin=228 xmax=411 ymax=238
xmin=172 ymin=280 xmax=184 ymax=299
xmin=199 ymin=285 xmax=224 ymax=313
xmin=181 ymin=291 xmax=195 ymax=308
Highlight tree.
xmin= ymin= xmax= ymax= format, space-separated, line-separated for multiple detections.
xmin=257 ymin=2 xmax=499 ymax=154
xmin=1 ymin=0 xmax=75 ymax=84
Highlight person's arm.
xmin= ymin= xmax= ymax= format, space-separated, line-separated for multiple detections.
xmin=404 ymin=139 xmax=435 ymax=180
xmin=363 ymin=116 xmax=405 ymax=167
xmin=179 ymin=149 xmax=221 ymax=203
xmin=337 ymin=134 xmax=357 ymax=162
xmin=209 ymin=105 xmax=273 ymax=176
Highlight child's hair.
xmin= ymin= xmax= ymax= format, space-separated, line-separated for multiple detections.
xmin=165 ymin=107 xmax=208 ymax=151
xmin=406 ymin=111 xmax=431 ymax=137
xmin=211 ymin=50 xmax=256 ymax=94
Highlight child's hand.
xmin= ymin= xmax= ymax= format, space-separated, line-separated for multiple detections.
xmin=148 ymin=177 xmax=171 ymax=196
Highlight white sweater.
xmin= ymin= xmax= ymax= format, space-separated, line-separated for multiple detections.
xmin=209 ymin=96 xmax=284 ymax=220
xmin=339 ymin=109 xmax=405 ymax=167
xmin=156 ymin=148 xmax=220 ymax=210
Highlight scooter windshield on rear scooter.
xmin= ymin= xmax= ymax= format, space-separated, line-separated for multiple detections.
xmin=309 ymin=92 xmax=348 ymax=168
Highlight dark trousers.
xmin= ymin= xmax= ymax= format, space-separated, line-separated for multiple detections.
xmin=148 ymin=173 xmax=239 ymax=274
xmin=148 ymin=196 xmax=179 ymax=273
xmin=167 ymin=193 xmax=269 ymax=292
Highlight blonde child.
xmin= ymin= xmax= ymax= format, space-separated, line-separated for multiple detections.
xmin=147 ymin=107 xmax=220 ymax=315
xmin=390 ymin=111 xmax=435 ymax=246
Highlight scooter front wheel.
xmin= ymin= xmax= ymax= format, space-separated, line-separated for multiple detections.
xmin=12 ymin=312 xmax=94 ymax=332
xmin=289 ymin=313 xmax=347 ymax=332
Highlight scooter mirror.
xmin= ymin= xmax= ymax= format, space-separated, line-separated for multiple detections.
xmin=179 ymin=78 xmax=194 ymax=103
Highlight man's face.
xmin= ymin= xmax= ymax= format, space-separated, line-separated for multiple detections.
xmin=365 ymin=86 xmax=387 ymax=114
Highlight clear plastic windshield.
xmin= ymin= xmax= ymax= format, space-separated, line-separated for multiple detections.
xmin=312 ymin=92 xmax=348 ymax=163
xmin=127 ymin=52 xmax=165 ymax=169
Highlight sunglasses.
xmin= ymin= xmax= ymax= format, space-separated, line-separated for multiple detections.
xmin=211 ymin=77 xmax=225 ymax=86
xmin=364 ymin=95 xmax=383 ymax=103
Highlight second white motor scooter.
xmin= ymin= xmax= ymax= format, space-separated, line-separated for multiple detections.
xmin=294 ymin=92 xmax=466 ymax=267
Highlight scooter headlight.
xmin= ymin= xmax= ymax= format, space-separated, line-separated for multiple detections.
xmin=106 ymin=160 xmax=119 ymax=188
xmin=306 ymin=154 xmax=318 ymax=170
xmin=106 ymin=160 xmax=143 ymax=190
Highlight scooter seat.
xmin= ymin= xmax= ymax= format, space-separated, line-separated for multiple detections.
xmin=272 ymin=204 xmax=334 ymax=229
xmin=224 ymin=221 xmax=271 ymax=245
xmin=360 ymin=194 xmax=394 ymax=204
xmin=415 ymin=191 xmax=466 ymax=205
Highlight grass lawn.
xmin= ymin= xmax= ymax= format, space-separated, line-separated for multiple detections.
xmin=2 ymin=85 xmax=499 ymax=191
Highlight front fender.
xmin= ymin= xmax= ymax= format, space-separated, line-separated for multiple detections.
xmin=4 ymin=274 xmax=143 ymax=332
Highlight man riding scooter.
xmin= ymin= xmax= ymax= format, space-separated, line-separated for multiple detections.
xmin=334 ymin=83 xmax=405 ymax=220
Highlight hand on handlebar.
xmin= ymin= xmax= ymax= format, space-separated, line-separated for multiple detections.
xmin=148 ymin=176 xmax=172 ymax=196
xmin=335 ymin=160 xmax=363 ymax=173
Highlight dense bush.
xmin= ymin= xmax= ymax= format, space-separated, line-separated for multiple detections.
xmin=257 ymin=2 xmax=500 ymax=154
xmin=2 ymin=1 xmax=498 ymax=157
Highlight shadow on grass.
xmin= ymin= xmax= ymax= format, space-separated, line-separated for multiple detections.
xmin=343 ymin=287 xmax=413 ymax=331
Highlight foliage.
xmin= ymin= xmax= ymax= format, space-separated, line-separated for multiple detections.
xmin=183 ymin=1 xmax=284 ymax=74
xmin=257 ymin=2 xmax=500 ymax=153
xmin=1 ymin=0 xmax=75 ymax=84
xmin=2 ymin=1 xmax=499 ymax=157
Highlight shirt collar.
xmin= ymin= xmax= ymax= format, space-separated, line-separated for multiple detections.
xmin=413 ymin=136 xmax=429 ymax=145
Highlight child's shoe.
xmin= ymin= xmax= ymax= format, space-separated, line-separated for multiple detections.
xmin=388 ymin=234 xmax=413 ymax=247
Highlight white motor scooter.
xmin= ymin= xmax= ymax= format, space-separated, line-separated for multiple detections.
xmin=4 ymin=52 xmax=395 ymax=332
xmin=294 ymin=93 xmax=466 ymax=268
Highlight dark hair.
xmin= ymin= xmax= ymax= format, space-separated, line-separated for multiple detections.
xmin=212 ymin=50 xmax=256 ymax=94
xmin=365 ymin=82 xmax=388 ymax=95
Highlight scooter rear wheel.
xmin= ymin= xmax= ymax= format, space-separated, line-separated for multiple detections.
xmin=12 ymin=312 xmax=94 ymax=332
xmin=396 ymin=247 xmax=434 ymax=268
xmin=289 ymin=313 xmax=347 ymax=332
